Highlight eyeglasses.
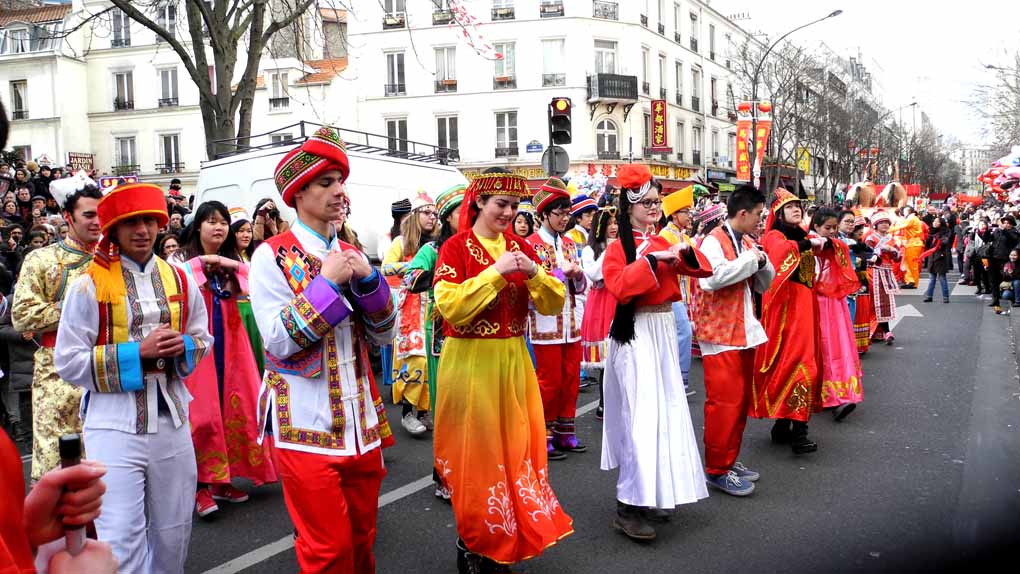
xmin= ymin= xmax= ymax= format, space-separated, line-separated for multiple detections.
xmin=676 ymin=209 xmax=691 ymax=215
xmin=548 ymin=209 xmax=571 ymax=218
xmin=419 ymin=209 xmax=438 ymax=218
xmin=637 ymin=199 xmax=663 ymax=210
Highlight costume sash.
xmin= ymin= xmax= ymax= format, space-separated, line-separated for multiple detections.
xmin=95 ymin=257 xmax=188 ymax=346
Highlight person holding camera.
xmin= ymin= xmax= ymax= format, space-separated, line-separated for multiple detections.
xmin=252 ymin=198 xmax=290 ymax=242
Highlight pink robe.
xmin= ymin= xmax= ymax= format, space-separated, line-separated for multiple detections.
xmin=180 ymin=258 xmax=277 ymax=486
xmin=817 ymin=295 xmax=863 ymax=407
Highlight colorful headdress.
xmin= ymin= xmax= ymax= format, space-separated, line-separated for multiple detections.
xmin=516 ymin=201 xmax=535 ymax=216
xmin=229 ymin=207 xmax=251 ymax=226
xmin=391 ymin=198 xmax=412 ymax=217
xmin=533 ymin=177 xmax=571 ymax=214
xmin=49 ymin=171 xmax=99 ymax=211
xmin=411 ymin=190 xmax=435 ymax=212
xmin=274 ymin=126 xmax=351 ymax=208
xmin=695 ymin=203 xmax=727 ymax=226
xmin=662 ymin=185 xmax=694 ymax=217
xmin=570 ymin=192 xmax=598 ymax=216
xmin=616 ymin=164 xmax=653 ymax=204
xmin=87 ymin=183 xmax=170 ymax=303
xmin=871 ymin=210 xmax=893 ymax=227
xmin=458 ymin=172 xmax=532 ymax=232
xmin=853 ymin=216 xmax=868 ymax=229
xmin=435 ymin=184 xmax=466 ymax=220
xmin=593 ymin=203 xmax=618 ymax=238
xmin=766 ymin=188 xmax=801 ymax=230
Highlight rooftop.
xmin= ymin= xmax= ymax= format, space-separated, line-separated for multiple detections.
xmin=0 ymin=3 xmax=70 ymax=27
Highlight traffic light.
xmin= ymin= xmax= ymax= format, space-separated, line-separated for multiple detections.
xmin=549 ymin=97 xmax=572 ymax=145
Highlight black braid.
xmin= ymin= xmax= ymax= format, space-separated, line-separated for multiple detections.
xmin=608 ymin=197 xmax=639 ymax=344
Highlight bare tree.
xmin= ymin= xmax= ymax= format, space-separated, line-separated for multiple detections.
xmin=972 ymin=51 xmax=1020 ymax=149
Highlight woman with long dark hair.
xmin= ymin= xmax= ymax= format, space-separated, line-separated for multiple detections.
xmin=230 ymin=207 xmax=256 ymax=262
xmin=172 ymin=201 xmax=276 ymax=518
xmin=600 ymin=164 xmax=712 ymax=541
xmin=922 ymin=216 xmax=953 ymax=304
xmin=580 ymin=200 xmax=619 ymax=420
xmin=512 ymin=204 xmax=535 ymax=238
xmin=432 ymin=172 xmax=572 ymax=572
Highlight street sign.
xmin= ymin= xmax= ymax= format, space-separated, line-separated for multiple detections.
xmin=541 ymin=145 xmax=569 ymax=177
xmin=526 ymin=140 xmax=544 ymax=153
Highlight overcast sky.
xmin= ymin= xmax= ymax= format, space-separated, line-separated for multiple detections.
xmin=712 ymin=0 xmax=1019 ymax=147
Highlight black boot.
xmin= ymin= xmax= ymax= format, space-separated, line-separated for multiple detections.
xmin=614 ymin=501 xmax=656 ymax=541
xmin=790 ymin=421 xmax=818 ymax=454
xmin=457 ymin=539 xmax=485 ymax=574
xmin=770 ymin=418 xmax=793 ymax=443
xmin=596 ymin=371 xmax=605 ymax=421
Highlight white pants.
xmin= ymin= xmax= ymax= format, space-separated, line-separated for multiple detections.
xmin=84 ymin=413 xmax=197 ymax=574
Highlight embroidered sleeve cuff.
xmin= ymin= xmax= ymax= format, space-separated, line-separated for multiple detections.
xmin=305 ymin=275 xmax=353 ymax=326
xmin=174 ymin=334 xmax=207 ymax=378
xmin=350 ymin=268 xmax=391 ymax=315
xmin=91 ymin=342 xmax=143 ymax=393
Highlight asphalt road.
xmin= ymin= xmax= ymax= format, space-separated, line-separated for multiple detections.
xmin=19 ymin=274 xmax=1011 ymax=573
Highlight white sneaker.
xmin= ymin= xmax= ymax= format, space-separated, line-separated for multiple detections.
xmin=402 ymin=412 xmax=427 ymax=436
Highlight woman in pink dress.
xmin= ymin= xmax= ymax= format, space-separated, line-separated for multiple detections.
xmin=580 ymin=201 xmax=619 ymax=420
xmin=810 ymin=208 xmax=863 ymax=422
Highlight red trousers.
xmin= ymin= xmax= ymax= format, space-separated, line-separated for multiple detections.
xmin=702 ymin=348 xmax=755 ymax=476
xmin=533 ymin=342 xmax=581 ymax=423
xmin=270 ymin=440 xmax=386 ymax=574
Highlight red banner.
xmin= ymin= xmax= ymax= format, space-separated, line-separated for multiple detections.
xmin=754 ymin=118 xmax=772 ymax=173
xmin=650 ymin=99 xmax=670 ymax=151
xmin=736 ymin=107 xmax=752 ymax=181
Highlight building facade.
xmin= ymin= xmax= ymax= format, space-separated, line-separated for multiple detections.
xmin=342 ymin=0 xmax=746 ymax=191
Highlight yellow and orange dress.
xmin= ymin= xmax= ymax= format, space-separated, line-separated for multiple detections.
xmin=432 ymin=229 xmax=573 ymax=565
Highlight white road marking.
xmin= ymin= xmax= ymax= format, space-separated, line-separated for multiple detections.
xmin=203 ymin=398 xmax=602 ymax=574
xmin=889 ymin=304 xmax=923 ymax=331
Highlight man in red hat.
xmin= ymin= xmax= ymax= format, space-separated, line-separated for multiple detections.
xmin=54 ymin=181 xmax=213 ymax=573
xmin=249 ymin=127 xmax=397 ymax=574
xmin=525 ymin=176 xmax=588 ymax=459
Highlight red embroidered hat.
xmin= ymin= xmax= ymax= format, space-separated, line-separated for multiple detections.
xmin=274 ymin=127 xmax=351 ymax=207
xmin=533 ymin=177 xmax=571 ymax=214
xmin=97 ymin=182 xmax=169 ymax=233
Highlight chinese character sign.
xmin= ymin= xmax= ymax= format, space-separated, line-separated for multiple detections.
xmin=651 ymin=99 xmax=670 ymax=151
xmin=736 ymin=103 xmax=753 ymax=181
xmin=754 ymin=102 xmax=773 ymax=176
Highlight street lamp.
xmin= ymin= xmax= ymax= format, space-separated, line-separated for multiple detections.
xmin=750 ymin=9 xmax=842 ymax=190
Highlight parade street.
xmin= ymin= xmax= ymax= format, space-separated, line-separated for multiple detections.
xmin=179 ymin=276 xmax=1020 ymax=574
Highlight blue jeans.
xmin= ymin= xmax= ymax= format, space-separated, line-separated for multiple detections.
xmin=672 ymin=301 xmax=692 ymax=387
xmin=1003 ymin=280 xmax=1020 ymax=304
xmin=925 ymin=273 xmax=949 ymax=299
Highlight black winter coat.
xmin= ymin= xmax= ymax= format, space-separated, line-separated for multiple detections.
xmin=990 ymin=227 xmax=1020 ymax=260
xmin=0 ymin=301 xmax=35 ymax=392
xmin=924 ymin=231 xmax=953 ymax=274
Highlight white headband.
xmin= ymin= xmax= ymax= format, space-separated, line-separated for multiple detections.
xmin=626 ymin=180 xmax=653 ymax=204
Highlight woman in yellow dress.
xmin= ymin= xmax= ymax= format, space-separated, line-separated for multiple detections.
xmin=433 ymin=171 xmax=573 ymax=573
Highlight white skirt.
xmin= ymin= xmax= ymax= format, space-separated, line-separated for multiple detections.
xmin=601 ymin=309 xmax=709 ymax=509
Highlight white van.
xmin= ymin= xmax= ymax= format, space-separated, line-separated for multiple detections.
xmin=194 ymin=122 xmax=466 ymax=260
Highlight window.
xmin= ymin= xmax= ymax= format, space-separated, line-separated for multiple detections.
xmin=114 ymin=71 xmax=134 ymax=110
xmin=387 ymin=118 xmax=408 ymax=153
xmin=690 ymin=12 xmax=699 ymax=52
xmin=728 ymin=133 xmax=736 ymax=167
xmin=114 ymin=136 xmax=136 ymax=168
xmin=594 ymin=40 xmax=617 ymax=74
xmin=658 ymin=54 xmax=666 ymax=94
xmin=159 ymin=68 xmax=178 ymax=106
xmin=159 ymin=133 xmax=181 ymax=171
xmin=112 ymin=10 xmax=131 ymax=46
xmin=384 ymin=0 xmax=406 ymax=14
xmin=9 ymin=81 xmax=27 ymax=119
xmin=709 ymin=23 xmax=716 ymax=59
xmin=494 ymin=42 xmax=515 ymax=78
xmin=270 ymin=72 xmax=289 ymax=109
xmin=596 ymin=119 xmax=619 ymax=158
xmin=691 ymin=67 xmax=701 ymax=110
xmin=157 ymin=4 xmax=177 ymax=41
xmin=383 ymin=0 xmax=407 ymax=28
xmin=641 ymin=47 xmax=650 ymax=94
xmin=711 ymin=129 xmax=720 ymax=162
xmin=673 ymin=4 xmax=682 ymax=41
xmin=492 ymin=0 xmax=515 ymax=20
xmin=11 ymin=146 xmax=31 ymax=163
xmin=495 ymin=111 xmax=518 ymax=155
xmin=435 ymin=47 xmax=456 ymax=81
xmin=385 ymin=52 xmax=405 ymax=95
xmin=692 ymin=126 xmax=702 ymax=163
xmin=676 ymin=122 xmax=685 ymax=161
xmin=710 ymin=77 xmax=718 ymax=113
xmin=674 ymin=61 xmax=683 ymax=104
xmin=643 ymin=112 xmax=651 ymax=149
xmin=437 ymin=116 xmax=459 ymax=153
xmin=7 ymin=29 xmax=29 ymax=54
xmin=657 ymin=0 xmax=665 ymax=31
xmin=542 ymin=39 xmax=565 ymax=86
xmin=271 ymin=134 xmax=293 ymax=144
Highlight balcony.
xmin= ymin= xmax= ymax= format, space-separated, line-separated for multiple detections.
xmin=495 ymin=147 xmax=519 ymax=158
xmin=692 ymin=150 xmax=702 ymax=165
xmin=691 ymin=96 xmax=700 ymax=112
xmin=158 ymin=97 xmax=178 ymax=107
xmin=436 ymin=148 xmax=460 ymax=163
xmin=597 ymin=150 xmax=621 ymax=160
xmin=11 ymin=110 xmax=28 ymax=120
xmin=642 ymin=147 xmax=670 ymax=160
xmin=540 ymin=1 xmax=564 ymax=17
xmin=642 ymin=81 xmax=650 ymax=95
xmin=113 ymin=98 xmax=134 ymax=111
xmin=587 ymin=73 xmax=639 ymax=102
xmin=675 ymin=91 xmax=682 ymax=106
xmin=435 ymin=79 xmax=458 ymax=93
xmin=690 ymin=38 xmax=698 ymax=53
xmin=384 ymin=83 xmax=406 ymax=97
xmin=675 ymin=32 xmax=682 ymax=43
xmin=676 ymin=151 xmax=685 ymax=163
xmin=269 ymin=96 xmax=290 ymax=110
xmin=493 ymin=76 xmax=516 ymax=90
xmin=492 ymin=7 xmax=515 ymax=21
xmin=542 ymin=73 xmax=566 ymax=87
xmin=155 ymin=162 xmax=186 ymax=174
xmin=658 ymin=23 xmax=665 ymax=35
xmin=383 ymin=12 xmax=406 ymax=29
xmin=433 ymin=10 xmax=453 ymax=25
xmin=111 ymin=37 xmax=130 ymax=47
xmin=660 ymin=88 xmax=667 ymax=100
xmin=593 ymin=0 xmax=618 ymax=20
xmin=112 ymin=164 xmax=139 ymax=176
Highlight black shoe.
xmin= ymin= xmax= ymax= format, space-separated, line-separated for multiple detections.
xmin=546 ymin=448 xmax=567 ymax=461
xmin=642 ymin=507 xmax=673 ymax=523
xmin=922 ymin=297 xmax=932 ymax=303
xmin=614 ymin=502 xmax=656 ymax=541
xmin=457 ymin=540 xmax=484 ymax=574
xmin=770 ymin=419 xmax=793 ymax=444
xmin=833 ymin=403 xmax=857 ymax=422
xmin=595 ymin=406 xmax=604 ymax=421
xmin=944 ymin=298 xmax=951 ymax=304
xmin=975 ymin=289 xmax=985 ymax=295
xmin=790 ymin=421 xmax=817 ymax=454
